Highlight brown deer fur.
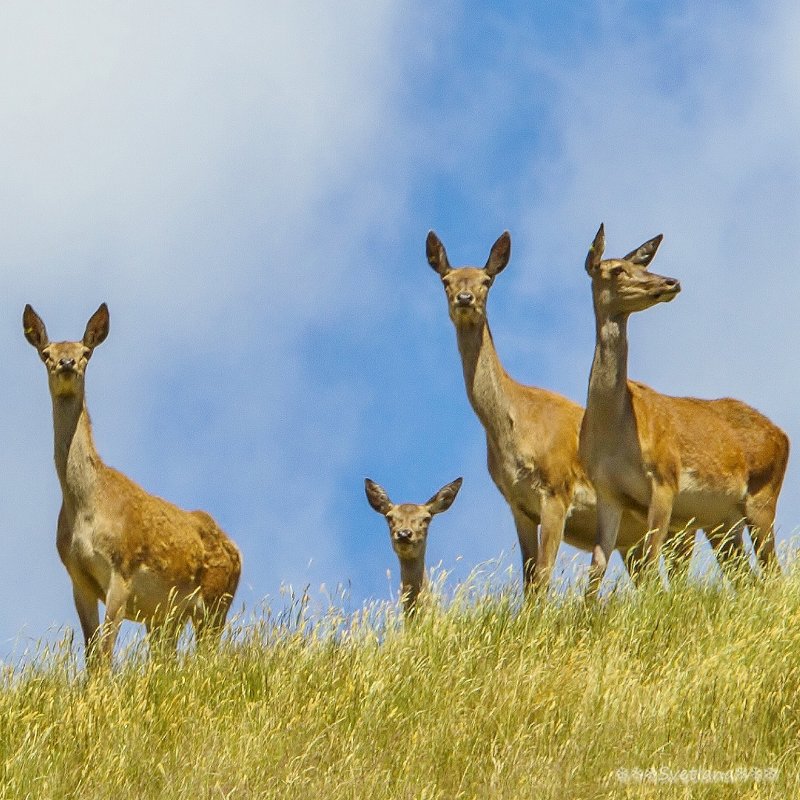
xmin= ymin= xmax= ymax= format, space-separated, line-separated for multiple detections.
xmin=427 ymin=231 xmax=694 ymax=591
xmin=580 ymin=225 xmax=789 ymax=592
xmin=24 ymin=303 xmax=241 ymax=664
xmin=365 ymin=477 xmax=462 ymax=617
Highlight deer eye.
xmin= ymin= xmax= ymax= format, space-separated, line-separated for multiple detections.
xmin=610 ymin=266 xmax=625 ymax=277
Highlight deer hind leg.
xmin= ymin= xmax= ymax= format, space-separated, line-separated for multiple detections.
xmin=707 ymin=518 xmax=749 ymax=581
xmin=146 ymin=614 xmax=185 ymax=660
xmin=511 ymin=506 xmax=540 ymax=596
xmin=662 ymin=528 xmax=698 ymax=584
xmin=745 ymin=493 xmax=780 ymax=574
xmin=192 ymin=595 xmax=233 ymax=650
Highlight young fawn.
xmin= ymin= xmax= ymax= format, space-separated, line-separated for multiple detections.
xmin=427 ymin=231 xmax=696 ymax=593
xmin=24 ymin=303 xmax=242 ymax=665
xmin=365 ymin=477 xmax=462 ymax=617
xmin=580 ymin=225 xmax=789 ymax=592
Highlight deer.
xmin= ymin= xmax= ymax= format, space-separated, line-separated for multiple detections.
xmin=426 ymin=231 xmax=700 ymax=593
xmin=23 ymin=303 xmax=242 ymax=666
xmin=580 ymin=224 xmax=789 ymax=594
xmin=365 ymin=477 xmax=462 ymax=617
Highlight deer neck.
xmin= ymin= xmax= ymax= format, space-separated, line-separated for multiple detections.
xmin=586 ymin=307 xmax=631 ymax=422
xmin=399 ymin=555 xmax=426 ymax=616
xmin=51 ymin=394 xmax=103 ymax=511
xmin=455 ymin=319 xmax=512 ymax=441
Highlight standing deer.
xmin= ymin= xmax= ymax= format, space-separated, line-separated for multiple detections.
xmin=580 ymin=225 xmax=789 ymax=593
xmin=427 ymin=231 xmax=695 ymax=592
xmin=365 ymin=477 xmax=462 ymax=617
xmin=23 ymin=303 xmax=242 ymax=665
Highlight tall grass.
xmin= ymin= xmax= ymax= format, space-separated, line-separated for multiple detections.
xmin=1 ymin=567 xmax=798 ymax=799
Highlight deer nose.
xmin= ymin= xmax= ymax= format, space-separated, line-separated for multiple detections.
xmin=664 ymin=278 xmax=680 ymax=289
xmin=396 ymin=529 xmax=413 ymax=542
xmin=58 ymin=357 xmax=76 ymax=369
xmin=456 ymin=291 xmax=474 ymax=306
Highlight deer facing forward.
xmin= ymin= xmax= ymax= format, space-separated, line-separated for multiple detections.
xmin=24 ymin=303 xmax=242 ymax=664
xmin=365 ymin=477 xmax=462 ymax=617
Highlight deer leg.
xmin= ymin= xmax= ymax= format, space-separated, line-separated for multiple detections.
xmin=511 ymin=507 xmax=539 ymax=595
xmin=71 ymin=576 xmax=101 ymax=662
xmin=536 ymin=493 xmax=568 ymax=591
xmin=639 ymin=481 xmax=674 ymax=571
xmin=745 ymin=495 xmax=779 ymax=574
xmin=588 ymin=497 xmax=622 ymax=597
xmin=193 ymin=598 xmax=232 ymax=649
xmin=146 ymin=617 xmax=184 ymax=660
xmin=99 ymin=572 xmax=131 ymax=663
xmin=705 ymin=517 xmax=745 ymax=576
xmin=662 ymin=528 xmax=698 ymax=584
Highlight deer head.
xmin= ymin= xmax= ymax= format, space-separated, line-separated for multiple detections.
xmin=584 ymin=224 xmax=680 ymax=316
xmin=23 ymin=304 xmax=110 ymax=399
xmin=427 ymin=231 xmax=511 ymax=325
xmin=364 ymin=477 xmax=463 ymax=562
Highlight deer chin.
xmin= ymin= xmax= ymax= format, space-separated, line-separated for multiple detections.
xmin=450 ymin=306 xmax=483 ymax=324
xmin=653 ymin=288 xmax=679 ymax=303
xmin=392 ymin=541 xmax=420 ymax=558
xmin=51 ymin=372 xmax=81 ymax=397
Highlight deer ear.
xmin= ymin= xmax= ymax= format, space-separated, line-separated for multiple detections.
xmin=485 ymin=231 xmax=510 ymax=277
xmin=23 ymin=305 xmax=49 ymax=350
xmin=585 ymin=223 xmax=605 ymax=274
xmin=426 ymin=231 xmax=451 ymax=276
xmin=426 ymin=477 xmax=463 ymax=515
xmin=623 ymin=234 xmax=663 ymax=269
xmin=83 ymin=303 xmax=110 ymax=349
xmin=365 ymin=479 xmax=394 ymax=516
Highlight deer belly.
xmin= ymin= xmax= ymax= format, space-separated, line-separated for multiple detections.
xmin=672 ymin=479 xmax=745 ymax=530
xmin=126 ymin=569 xmax=203 ymax=621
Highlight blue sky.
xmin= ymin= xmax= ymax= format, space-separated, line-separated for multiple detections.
xmin=2 ymin=1 xmax=799 ymax=658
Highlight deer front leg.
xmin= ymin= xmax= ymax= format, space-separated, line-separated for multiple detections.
xmin=636 ymin=480 xmax=674 ymax=576
xmin=536 ymin=493 xmax=568 ymax=591
xmin=71 ymin=576 xmax=101 ymax=662
xmin=99 ymin=572 xmax=131 ymax=663
xmin=588 ymin=496 xmax=622 ymax=597
xmin=511 ymin=507 xmax=539 ymax=595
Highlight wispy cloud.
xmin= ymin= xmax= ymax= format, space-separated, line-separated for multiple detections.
xmin=2 ymin=2 xmax=798 ymax=654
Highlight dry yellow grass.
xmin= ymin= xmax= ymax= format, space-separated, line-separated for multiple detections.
xmin=2 ymin=565 xmax=799 ymax=799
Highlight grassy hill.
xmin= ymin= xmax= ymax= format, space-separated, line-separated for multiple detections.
xmin=1 ymin=569 xmax=798 ymax=799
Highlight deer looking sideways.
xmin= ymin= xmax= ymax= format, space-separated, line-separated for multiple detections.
xmin=580 ymin=225 xmax=789 ymax=593
xmin=427 ymin=231 xmax=698 ymax=593
xmin=365 ymin=477 xmax=462 ymax=617
xmin=23 ymin=303 xmax=242 ymax=666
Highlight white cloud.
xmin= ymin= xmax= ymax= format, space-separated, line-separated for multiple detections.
xmin=508 ymin=1 xmax=800 ymax=537
xmin=4 ymin=2 xmax=799 ymax=656
xmin=0 ymin=1 xmax=415 ymax=652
